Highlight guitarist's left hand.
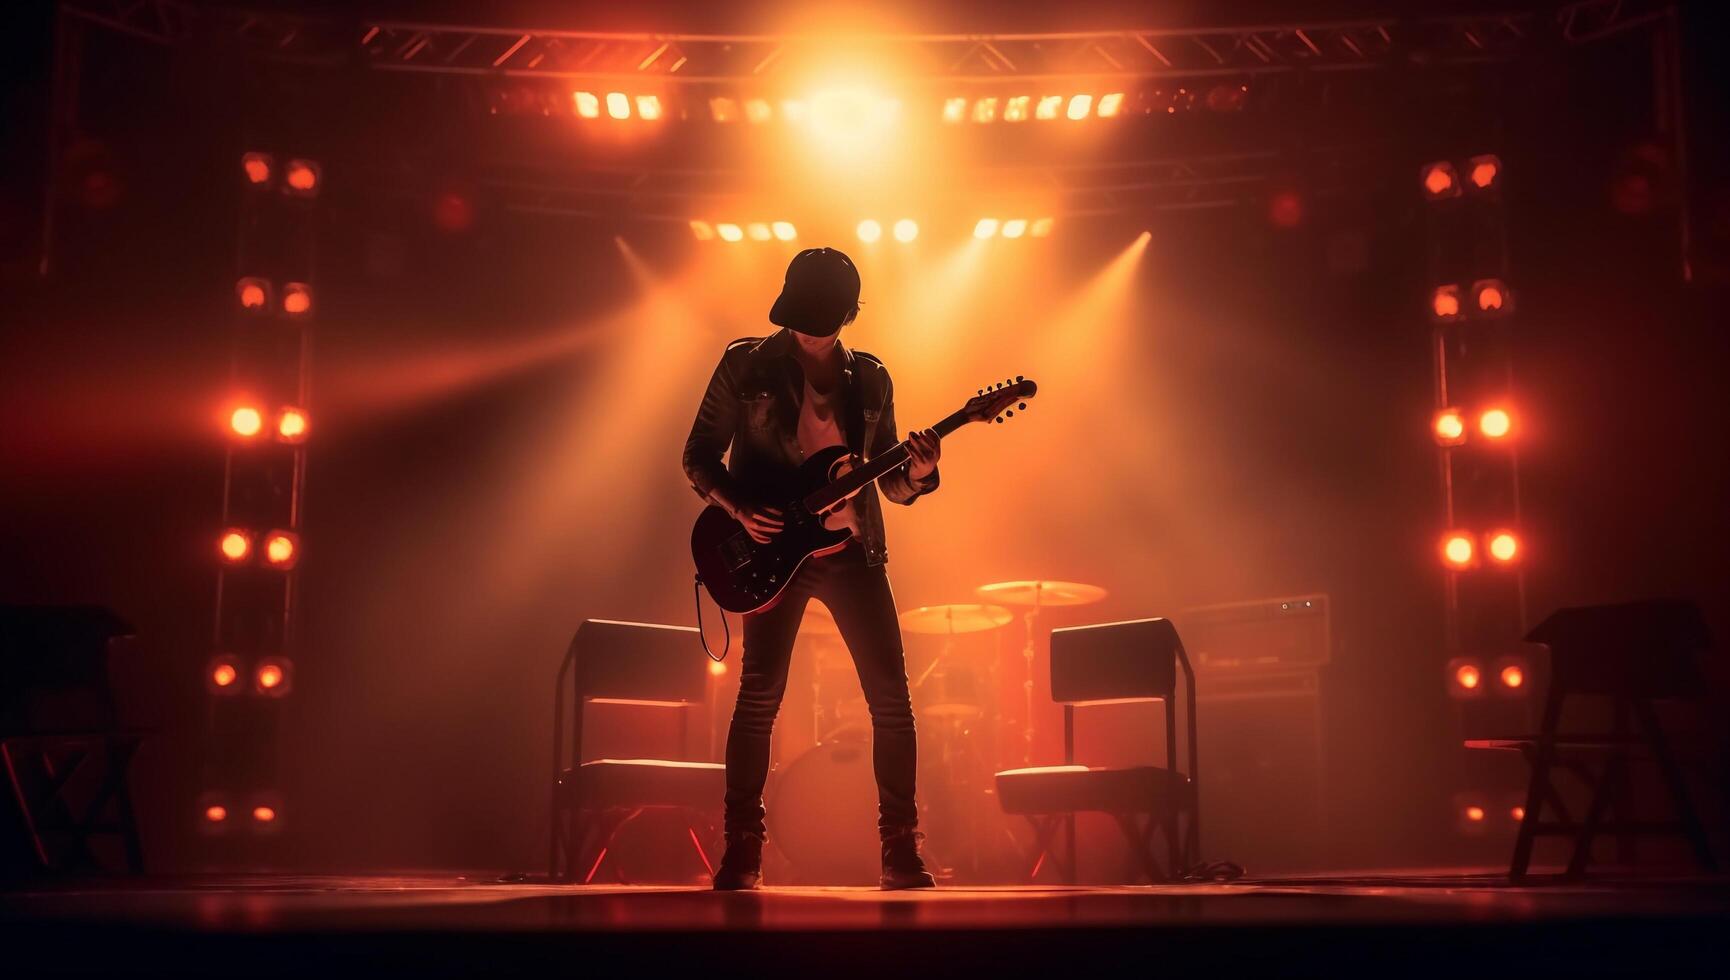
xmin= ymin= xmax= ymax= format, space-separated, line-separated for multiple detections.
xmin=907 ymin=428 xmax=942 ymax=481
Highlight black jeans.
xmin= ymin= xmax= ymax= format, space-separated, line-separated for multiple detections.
xmin=724 ymin=539 xmax=918 ymax=840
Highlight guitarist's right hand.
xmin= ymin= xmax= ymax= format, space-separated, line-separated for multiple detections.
xmin=735 ymin=503 xmax=785 ymax=543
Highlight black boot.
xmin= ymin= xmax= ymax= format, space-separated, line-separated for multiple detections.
xmin=713 ymin=833 xmax=764 ymax=891
xmin=880 ymin=830 xmax=936 ymax=890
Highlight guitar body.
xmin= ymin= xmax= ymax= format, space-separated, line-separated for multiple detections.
xmin=691 ymin=445 xmax=855 ymax=614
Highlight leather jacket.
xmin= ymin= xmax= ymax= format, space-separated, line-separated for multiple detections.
xmin=683 ymin=329 xmax=939 ymax=566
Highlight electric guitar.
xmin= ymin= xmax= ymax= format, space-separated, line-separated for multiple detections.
xmin=692 ymin=377 xmax=1038 ymax=614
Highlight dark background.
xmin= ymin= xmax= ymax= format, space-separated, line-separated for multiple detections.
xmin=2 ymin=0 xmax=1727 ymax=875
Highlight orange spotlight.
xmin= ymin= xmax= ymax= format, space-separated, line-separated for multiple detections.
xmin=241 ymin=152 xmax=273 ymax=186
xmin=1478 ymin=407 xmax=1513 ymax=440
xmin=1454 ymin=792 xmax=1491 ymax=834
xmin=780 ymin=99 xmax=807 ymax=124
xmin=1500 ymin=663 xmax=1525 ymax=689
xmin=1035 ymin=95 xmax=1062 ymax=120
xmin=1430 ymin=284 xmax=1462 ymax=321
xmin=283 ymin=159 xmax=320 ymax=197
xmin=856 ymin=219 xmax=882 ymax=243
xmin=771 ymin=221 xmax=797 ymax=242
xmin=229 ymin=405 xmax=264 ymax=439
xmin=219 ymin=530 xmax=252 ymax=564
xmin=744 ymin=99 xmax=772 ymax=124
xmin=276 ymin=407 xmax=309 ymax=444
xmin=197 ymin=792 xmax=234 ymax=835
xmin=249 ymin=797 xmax=283 ymax=834
xmin=1001 ymin=218 xmax=1028 ymax=239
xmin=1511 ymin=805 xmax=1527 ymax=822
xmin=635 ymin=95 xmax=663 ymax=120
xmin=236 ymin=277 xmax=270 ymax=312
xmin=1465 ymin=805 xmax=1485 ymax=822
xmin=206 ymin=805 xmax=228 ymax=823
xmin=893 ymin=219 xmax=918 ymax=243
xmin=281 ymin=282 xmax=313 ymax=317
xmin=573 ymin=91 xmax=600 ymax=118
xmin=1467 ymin=154 xmax=1502 ymax=191
xmin=942 ymin=97 xmax=967 ymax=124
xmin=1440 ymin=531 xmax=1475 ymax=570
xmin=1486 ymin=530 xmax=1519 ymax=564
xmin=1003 ymin=95 xmax=1031 ymax=122
xmin=1097 ymin=92 xmax=1126 ymax=117
xmin=973 ymin=218 xmax=999 ymax=239
xmin=253 ymin=805 xmax=276 ymax=822
xmin=1420 ymin=161 xmax=1460 ymax=200
xmin=605 ymin=92 xmax=630 ymax=119
xmin=255 ymin=657 xmax=294 ymax=697
xmin=971 ymin=97 xmax=998 ymax=123
xmin=716 ymin=223 xmax=744 ymax=242
xmin=1432 ymin=408 xmax=1466 ymax=447
xmin=707 ymin=658 xmax=728 ymax=676
xmin=1473 ymin=279 xmax=1511 ymax=315
xmin=1030 ymin=217 xmax=1054 ymax=237
xmin=1066 ymin=94 xmax=1093 ymax=120
xmin=207 ymin=656 xmax=243 ymax=695
xmin=262 ymin=530 xmax=299 ymax=570
xmin=1447 ymin=657 xmax=1485 ymax=698
xmin=709 ymin=97 xmax=739 ymax=123
xmin=746 ymin=222 xmax=772 ymax=242
xmin=689 ymin=220 xmax=715 ymax=241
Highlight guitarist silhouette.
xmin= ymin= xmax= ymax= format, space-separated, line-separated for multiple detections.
xmin=684 ymin=247 xmax=940 ymax=890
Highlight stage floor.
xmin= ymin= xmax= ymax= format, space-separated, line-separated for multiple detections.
xmin=5 ymin=870 xmax=1729 ymax=975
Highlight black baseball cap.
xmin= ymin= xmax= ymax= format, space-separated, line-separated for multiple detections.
xmin=769 ymin=247 xmax=861 ymax=336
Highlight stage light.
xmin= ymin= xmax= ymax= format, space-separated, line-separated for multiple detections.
xmin=689 ymin=220 xmax=715 ymax=241
xmin=1486 ymin=530 xmax=1519 ymax=564
xmin=1066 ymin=94 xmax=1093 ymax=120
xmin=806 ymin=88 xmax=900 ymax=161
xmin=1030 ymin=217 xmax=1054 ymax=237
xmin=1001 ymin=218 xmax=1028 ymax=239
xmin=708 ymin=659 xmax=728 ymax=676
xmin=276 ymin=407 xmax=309 ymax=444
xmin=249 ymin=795 xmax=284 ymax=835
xmin=1421 ymin=161 xmax=1460 ymax=200
xmin=263 ymin=530 xmax=299 ymax=570
xmin=241 ymin=152 xmax=273 ymax=186
xmin=1036 ymin=95 xmax=1062 ymax=120
xmin=207 ymin=656 xmax=242 ymax=695
xmin=972 ymin=97 xmax=998 ymax=123
xmin=1004 ymin=95 xmax=1030 ymax=122
xmin=893 ymin=219 xmax=918 ymax=243
xmin=1447 ymin=657 xmax=1485 ymax=698
xmin=229 ymin=405 xmax=264 ymax=439
xmin=1473 ymin=279 xmax=1511 ymax=315
xmin=973 ymin=218 xmax=999 ymax=239
xmin=1430 ymin=284 xmax=1462 ymax=321
xmin=219 ymin=530 xmax=252 ymax=564
xmin=254 ymin=806 xmax=276 ymax=823
xmin=573 ymin=91 xmax=600 ymax=118
xmin=780 ymin=99 xmax=807 ymax=124
xmin=942 ymin=97 xmax=967 ymax=124
xmin=1500 ymin=663 xmax=1524 ymax=689
xmin=1432 ymin=409 xmax=1466 ymax=447
xmin=1097 ymin=92 xmax=1125 ymax=117
xmin=283 ymin=159 xmax=320 ymax=197
xmin=281 ymin=282 xmax=313 ymax=317
xmin=1206 ymin=83 xmax=1250 ymax=113
xmin=206 ymin=805 xmax=228 ymax=823
xmin=236 ymin=277 xmax=270 ymax=312
xmin=745 ymin=99 xmax=772 ymax=124
xmin=1440 ymin=531 xmax=1475 ymax=570
xmin=1511 ymin=805 xmax=1526 ymax=822
xmin=716 ymin=223 xmax=743 ymax=242
xmin=746 ymin=222 xmax=772 ymax=242
xmin=709 ymin=97 xmax=739 ymax=123
xmin=1467 ymin=154 xmax=1502 ymax=191
xmin=772 ymin=221 xmax=797 ymax=241
xmin=635 ymin=95 xmax=662 ymax=120
xmin=605 ymin=92 xmax=630 ymax=119
xmin=255 ymin=657 xmax=294 ymax=697
xmin=1465 ymin=805 xmax=1485 ymax=822
xmin=1478 ymin=408 xmax=1512 ymax=440
xmin=857 ymin=219 xmax=882 ymax=243
xmin=197 ymin=792 xmax=234 ymax=836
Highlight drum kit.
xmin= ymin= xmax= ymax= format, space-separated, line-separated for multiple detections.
xmin=766 ymin=578 xmax=1107 ymax=883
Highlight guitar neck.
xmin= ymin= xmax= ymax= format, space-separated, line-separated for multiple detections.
xmin=803 ymin=407 xmax=971 ymax=514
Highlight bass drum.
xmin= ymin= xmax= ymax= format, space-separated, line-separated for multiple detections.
xmin=766 ymin=737 xmax=881 ymax=884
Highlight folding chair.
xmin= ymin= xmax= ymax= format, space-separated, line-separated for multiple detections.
xmin=549 ymin=619 xmax=725 ymax=883
xmin=1466 ymin=599 xmax=1718 ymax=881
xmin=994 ymin=617 xmax=1200 ymax=883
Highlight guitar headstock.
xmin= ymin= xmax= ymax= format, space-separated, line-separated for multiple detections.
xmin=963 ymin=376 xmax=1039 ymax=425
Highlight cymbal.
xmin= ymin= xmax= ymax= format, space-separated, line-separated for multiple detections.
xmin=898 ymin=603 xmax=1014 ymax=635
xmin=975 ymin=580 xmax=1108 ymax=608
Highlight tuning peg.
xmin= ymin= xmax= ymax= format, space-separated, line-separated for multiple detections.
xmin=1005 ymin=410 xmax=1014 ymax=417
xmin=1015 ymin=375 xmax=1023 ymax=383
xmin=995 ymin=416 xmax=1003 ymax=424
xmin=1018 ymin=402 xmax=1027 ymax=410
xmin=977 ymin=388 xmax=984 ymax=396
